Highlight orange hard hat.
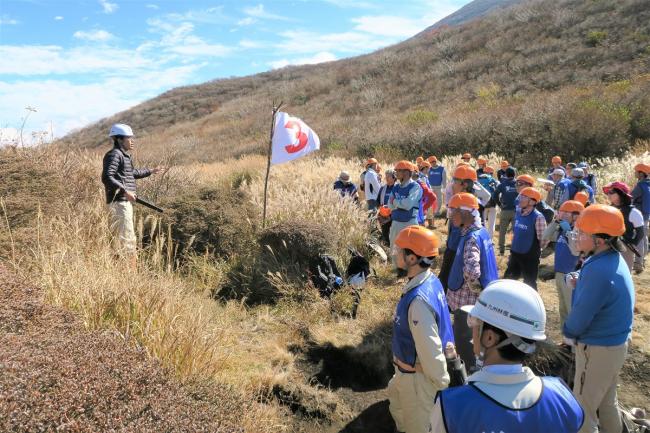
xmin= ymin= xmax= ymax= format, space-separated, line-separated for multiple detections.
xmin=634 ymin=163 xmax=650 ymax=174
xmin=477 ymin=157 xmax=488 ymax=165
xmin=519 ymin=187 xmax=542 ymax=202
xmin=462 ymin=153 xmax=471 ymax=159
xmin=419 ymin=161 xmax=431 ymax=169
xmin=559 ymin=200 xmax=585 ymax=214
xmin=575 ymin=204 xmax=625 ymax=236
xmin=448 ymin=192 xmax=479 ymax=210
xmin=427 ymin=156 xmax=437 ymax=164
xmin=552 ymin=155 xmax=562 ymax=164
xmin=395 ymin=160 xmax=414 ymax=171
xmin=516 ymin=174 xmax=536 ymax=186
xmin=501 ymin=160 xmax=509 ymax=168
xmin=484 ymin=166 xmax=495 ymax=174
xmin=453 ymin=165 xmax=478 ymax=182
xmin=574 ymin=191 xmax=589 ymax=206
xmin=416 ymin=156 xmax=424 ymax=164
xmin=366 ymin=158 xmax=378 ymax=166
xmin=395 ymin=225 xmax=440 ymax=257
xmin=378 ymin=205 xmax=391 ymax=218
xmin=456 ymin=161 xmax=470 ymax=167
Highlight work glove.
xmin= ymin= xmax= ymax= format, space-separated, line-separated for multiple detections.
xmin=559 ymin=220 xmax=571 ymax=233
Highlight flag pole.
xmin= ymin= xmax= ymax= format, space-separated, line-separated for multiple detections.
xmin=262 ymin=101 xmax=282 ymax=229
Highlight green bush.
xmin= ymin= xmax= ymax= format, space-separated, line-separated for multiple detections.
xmin=586 ymin=30 xmax=608 ymax=47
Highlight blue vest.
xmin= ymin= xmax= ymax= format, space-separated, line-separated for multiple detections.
xmin=567 ymin=182 xmax=594 ymax=203
xmin=440 ymin=377 xmax=584 ymax=433
xmin=446 ymin=224 xmax=462 ymax=251
xmin=448 ymin=228 xmax=499 ymax=292
xmin=498 ymin=179 xmax=518 ymax=210
xmin=637 ymin=180 xmax=650 ymax=217
xmin=391 ymin=181 xmax=420 ymax=222
xmin=478 ymin=175 xmax=497 ymax=194
xmin=428 ymin=166 xmax=444 ymax=187
xmin=392 ymin=275 xmax=454 ymax=367
xmin=333 ymin=180 xmax=356 ymax=197
xmin=512 ymin=209 xmax=542 ymax=254
xmin=555 ymin=230 xmax=579 ymax=274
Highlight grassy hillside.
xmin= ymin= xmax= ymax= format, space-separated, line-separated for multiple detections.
xmin=61 ymin=0 xmax=650 ymax=166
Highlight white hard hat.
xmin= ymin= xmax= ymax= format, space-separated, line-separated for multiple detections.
xmin=461 ymin=279 xmax=546 ymax=341
xmin=109 ymin=123 xmax=134 ymax=137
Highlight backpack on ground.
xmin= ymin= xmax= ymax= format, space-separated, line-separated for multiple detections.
xmin=311 ymin=254 xmax=343 ymax=298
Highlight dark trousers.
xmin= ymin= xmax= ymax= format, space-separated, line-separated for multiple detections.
xmin=438 ymin=248 xmax=456 ymax=294
xmin=504 ymin=250 xmax=540 ymax=290
xmin=380 ymin=221 xmax=392 ymax=246
xmin=453 ymin=309 xmax=476 ymax=373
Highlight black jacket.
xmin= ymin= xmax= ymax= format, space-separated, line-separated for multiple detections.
xmin=102 ymin=146 xmax=151 ymax=203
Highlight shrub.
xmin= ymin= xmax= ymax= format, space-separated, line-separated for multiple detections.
xmin=586 ymin=30 xmax=608 ymax=47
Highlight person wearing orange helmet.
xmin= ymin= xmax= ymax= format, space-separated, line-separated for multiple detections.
xmin=504 ymin=187 xmax=548 ymax=290
xmin=388 ymin=226 xmax=454 ymax=433
xmin=388 ymin=161 xmax=423 ymax=260
xmin=476 ymin=157 xmax=488 ymax=177
xmin=427 ymin=156 xmax=447 ymax=219
xmin=632 ymin=162 xmax=650 ymax=270
xmin=416 ymin=161 xmax=437 ymax=227
xmin=363 ymin=158 xmax=381 ymax=212
xmin=496 ymin=160 xmax=510 ymax=181
xmin=542 ymin=200 xmax=585 ymax=327
xmin=438 ymin=165 xmax=478 ymax=292
xmin=446 ymin=193 xmax=499 ymax=372
xmin=478 ymin=166 xmax=499 ymax=237
xmin=547 ymin=155 xmax=566 ymax=179
xmin=605 ymin=181 xmax=645 ymax=273
xmin=563 ymin=204 xmax=635 ymax=433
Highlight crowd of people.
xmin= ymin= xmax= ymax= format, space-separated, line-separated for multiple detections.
xmin=333 ymin=153 xmax=647 ymax=433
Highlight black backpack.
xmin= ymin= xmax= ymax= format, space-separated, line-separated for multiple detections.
xmin=311 ymin=254 xmax=343 ymax=298
xmin=536 ymin=200 xmax=555 ymax=224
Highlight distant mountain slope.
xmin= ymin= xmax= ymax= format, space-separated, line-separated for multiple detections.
xmin=423 ymin=0 xmax=524 ymax=31
xmin=61 ymin=0 xmax=650 ymax=166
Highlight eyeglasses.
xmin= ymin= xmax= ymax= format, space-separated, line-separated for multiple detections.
xmin=452 ymin=178 xmax=464 ymax=184
xmin=516 ymin=181 xmax=532 ymax=187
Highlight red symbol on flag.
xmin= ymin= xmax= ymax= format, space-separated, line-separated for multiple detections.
xmin=284 ymin=120 xmax=308 ymax=154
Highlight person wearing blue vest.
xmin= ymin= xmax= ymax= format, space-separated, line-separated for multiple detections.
xmin=563 ymin=204 xmax=634 ymax=433
xmin=562 ymin=168 xmax=595 ymax=204
xmin=478 ymin=165 xmax=499 ymax=237
xmin=549 ymin=168 xmax=570 ymax=210
xmin=578 ymin=162 xmax=597 ymax=192
xmin=446 ymin=193 xmax=499 ymax=372
xmin=438 ymin=165 xmax=477 ymax=293
xmin=542 ymin=200 xmax=584 ymax=328
xmin=491 ymin=167 xmax=518 ymax=255
xmin=388 ymin=225 xmax=455 ymax=433
xmin=632 ymin=162 xmax=650 ymax=271
xmin=504 ymin=187 xmax=547 ymax=290
xmin=389 ymin=161 xmax=423 ymax=264
xmin=429 ymin=279 xmax=584 ymax=433
xmin=427 ymin=156 xmax=447 ymax=220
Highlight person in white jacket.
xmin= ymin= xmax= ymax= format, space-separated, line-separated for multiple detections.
xmin=364 ymin=158 xmax=381 ymax=211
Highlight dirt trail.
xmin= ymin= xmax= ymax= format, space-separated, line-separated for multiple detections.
xmin=0 ymin=266 xmax=248 ymax=433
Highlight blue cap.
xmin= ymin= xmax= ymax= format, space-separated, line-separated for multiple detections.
xmin=577 ymin=162 xmax=588 ymax=168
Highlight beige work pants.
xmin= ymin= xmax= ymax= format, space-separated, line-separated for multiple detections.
xmin=388 ymin=368 xmax=440 ymax=433
xmin=108 ymin=201 xmax=136 ymax=255
xmin=574 ymin=342 xmax=627 ymax=433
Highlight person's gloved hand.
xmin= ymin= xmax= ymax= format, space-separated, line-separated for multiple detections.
xmin=559 ymin=220 xmax=571 ymax=232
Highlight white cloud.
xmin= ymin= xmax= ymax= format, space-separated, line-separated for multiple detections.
xmin=239 ymin=39 xmax=264 ymax=49
xmin=0 ymin=45 xmax=154 ymax=75
xmin=146 ymin=4 xmax=159 ymax=10
xmin=54 ymin=16 xmax=64 ymax=21
xmin=99 ymin=0 xmax=118 ymax=14
xmin=320 ymin=0 xmax=375 ymax=8
xmin=270 ymin=51 xmax=337 ymax=69
xmin=0 ymin=15 xmax=19 ymax=25
xmin=146 ymin=20 xmax=232 ymax=57
xmin=243 ymin=4 xmax=288 ymax=21
xmin=73 ymin=29 xmax=114 ymax=42
xmin=237 ymin=17 xmax=256 ymax=26
xmin=161 ymin=7 xmax=227 ymax=25
xmin=277 ymin=30 xmax=390 ymax=54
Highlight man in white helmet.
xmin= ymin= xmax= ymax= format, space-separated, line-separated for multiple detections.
xmin=101 ymin=123 xmax=164 ymax=268
xmin=428 ymin=279 xmax=584 ymax=433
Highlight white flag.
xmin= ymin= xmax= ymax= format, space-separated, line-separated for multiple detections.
xmin=270 ymin=112 xmax=320 ymax=165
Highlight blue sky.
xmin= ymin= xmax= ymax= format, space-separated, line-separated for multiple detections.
xmin=0 ymin=0 xmax=468 ymax=143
